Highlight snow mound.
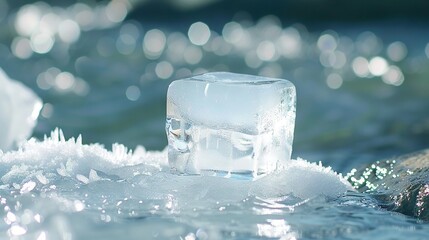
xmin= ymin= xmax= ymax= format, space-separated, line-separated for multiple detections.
xmin=0 ymin=129 xmax=353 ymax=203
xmin=0 ymin=68 xmax=42 ymax=151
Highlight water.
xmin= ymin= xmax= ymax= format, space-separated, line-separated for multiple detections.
xmin=166 ymin=72 xmax=295 ymax=178
xmin=1 ymin=1 xmax=429 ymax=239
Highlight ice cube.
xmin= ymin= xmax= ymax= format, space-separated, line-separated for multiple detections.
xmin=166 ymin=72 xmax=296 ymax=179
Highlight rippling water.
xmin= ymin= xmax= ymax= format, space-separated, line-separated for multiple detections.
xmin=1 ymin=0 xmax=429 ymax=239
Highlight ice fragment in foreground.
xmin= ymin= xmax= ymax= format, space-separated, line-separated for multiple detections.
xmin=0 ymin=69 xmax=42 ymax=151
xmin=166 ymin=72 xmax=296 ymax=179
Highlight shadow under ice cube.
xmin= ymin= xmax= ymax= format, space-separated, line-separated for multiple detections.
xmin=166 ymin=72 xmax=296 ymax=179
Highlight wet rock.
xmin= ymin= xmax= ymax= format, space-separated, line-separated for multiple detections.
xmin=347 ymin=149 xmax=429 ymax=220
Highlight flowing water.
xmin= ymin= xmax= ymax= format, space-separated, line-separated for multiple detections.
xmin=1 ymin=1 xmax=429 ymax=239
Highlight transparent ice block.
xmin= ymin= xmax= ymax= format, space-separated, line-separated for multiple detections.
xmin=166 ymin=72 xmax=296 ymax=179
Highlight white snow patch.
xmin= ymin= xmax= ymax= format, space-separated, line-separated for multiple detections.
xmin=0 ymin=129 xmax=353 ymax=202
xmin=20 ymin=181 xmax=36 ymax=194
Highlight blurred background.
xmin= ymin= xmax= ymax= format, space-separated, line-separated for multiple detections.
xmin=1 ymin=0 xmax=428 ymax=172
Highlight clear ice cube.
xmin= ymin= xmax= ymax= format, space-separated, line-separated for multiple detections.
xmin=166 ymin=72 xmax=296 ymax=179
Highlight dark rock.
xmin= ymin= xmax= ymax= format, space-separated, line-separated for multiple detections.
xmin=346 ymin=149 xmax=429 ymax=220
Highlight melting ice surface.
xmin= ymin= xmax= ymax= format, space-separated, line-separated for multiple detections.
xmin=166 ymin=72 xmax=296 ymax=178
xmin=0 ymin=129 xmax=360 ymax=239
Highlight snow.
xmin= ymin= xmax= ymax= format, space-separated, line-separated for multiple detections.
xmin=0 ymin=129 xmax=353 ymax=203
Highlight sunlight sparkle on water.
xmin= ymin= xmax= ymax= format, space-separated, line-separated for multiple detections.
xmin=116 ymin=23 xmax=140 ymax=54
xmin=369 ymin=56 xmax=388 ymax=76
xmin=58 ymin=20 xmax=81 ymax=43
xmin=117 ymin=33 xmax=137 ymax=55
xmin=7 ymin=0 xmax=422 ymax=100
xmin=155 ymin=61 xmax=174 ymax=79
xmin=126 ymin=85 xmax=141 ymax=101
xmin=276 ymin=27 xmax=302 ymax=59
xmin=30 ymin=33 xmax=54 ymax=54
xmin=222 ymin=21 xmax=244 ymax=44
xmin=387 ymin=41 xmax=407 ymax=62
xmin=55 ymin=72 xmax=76 ymax=91
xmin=382 ymin=65 xmax=404 ymax=86
xmin=143 ymin=29 xmax=166 ymax=59
xmin=11 ymin=1 xmax=129 ymax=58
xmin=257 ymin=41 xmax=277 ymax=61
xmin=11 ymin=37 xmax=33 ymax=59
xmin=184 ymin=45 xmax=203 ymax=65
xmin=15 ymin=4 xmax=41 ymax=37
xmin=166 ymin=32 xmax=188 ymax=64
xmin=72 ymin=3 xmax=95 ymax=30
xmin=352 ymin=57 xmax=370 ymax=77
xmin=105 ymin=0 xmax=128 ymax=23
xmin=211 ymin=36 xmax=231 ymax=56
xmin=317 ymin=33 xmax=337 ymax=52
xmin=188 ymin=21 xmax=211 ymax=46
xmin=356 ymin=31 xmax=383 ymax=55
xmin=257 ymin=219 xmax=297 ymax=239
xmin=326 ymin=73 xmax=343 ymax=89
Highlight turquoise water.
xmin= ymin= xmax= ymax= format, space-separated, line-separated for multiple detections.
xmin=1 ymin=1 xmax=429 ymax=239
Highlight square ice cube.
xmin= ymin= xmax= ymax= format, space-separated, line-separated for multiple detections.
xmin=166 ymin=72 xmax=296 ymax=179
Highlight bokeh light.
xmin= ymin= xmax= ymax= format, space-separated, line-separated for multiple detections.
xmin=58 ymin=20 xmax=81 ymax=43
xmin=30 ymin=33 xmax=54 ymax=54
xmin=15 ymin=4 xmax=41 ymax=37
xmin=326 ymin=73 xmax=343 ymax=89
xmin=368 ymin=56 xmax=388 ymax=76
xmin=11 ymin=37 xmax=33 ymax=59
xmin=125 ymin=85 xmax=141 ymax=101
xmin=55 ymin=72 xmax=75 ymax=91
xmin=257 ymin=41 xmax=277 ymax=61
xmin=188 ymin=22 xmax=211 ymax=46
xmin=356 ymin=31 xmax=382 ymax=56
xmin=317 ymin=33 xmax=337 ymax=52
xmin=382 ymin=65 xmax=404 ymax=86
xmin=72 ymin=3 xmax=95 ymax=30
xmin=352 ymin=57 xmax=370 ymax=77
xmin=155 ymin=61 xmax=174 ymax=79
xmin=143 ymin=29 xmax=166 ymax=59
xmin=387 ymin=41 xmax=407 ymax=62
xmin=222 ymin=21 xmax=244 ymax=44
xmin=41 ymin=103 xmax=54 ymax=118
xmin=184 ymin=45 xmax=203 ymax=65
xmin=105 ymin=0 xmax=128 ymax=23
xmin=276 ymin=27 xmax=302 ymax=59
